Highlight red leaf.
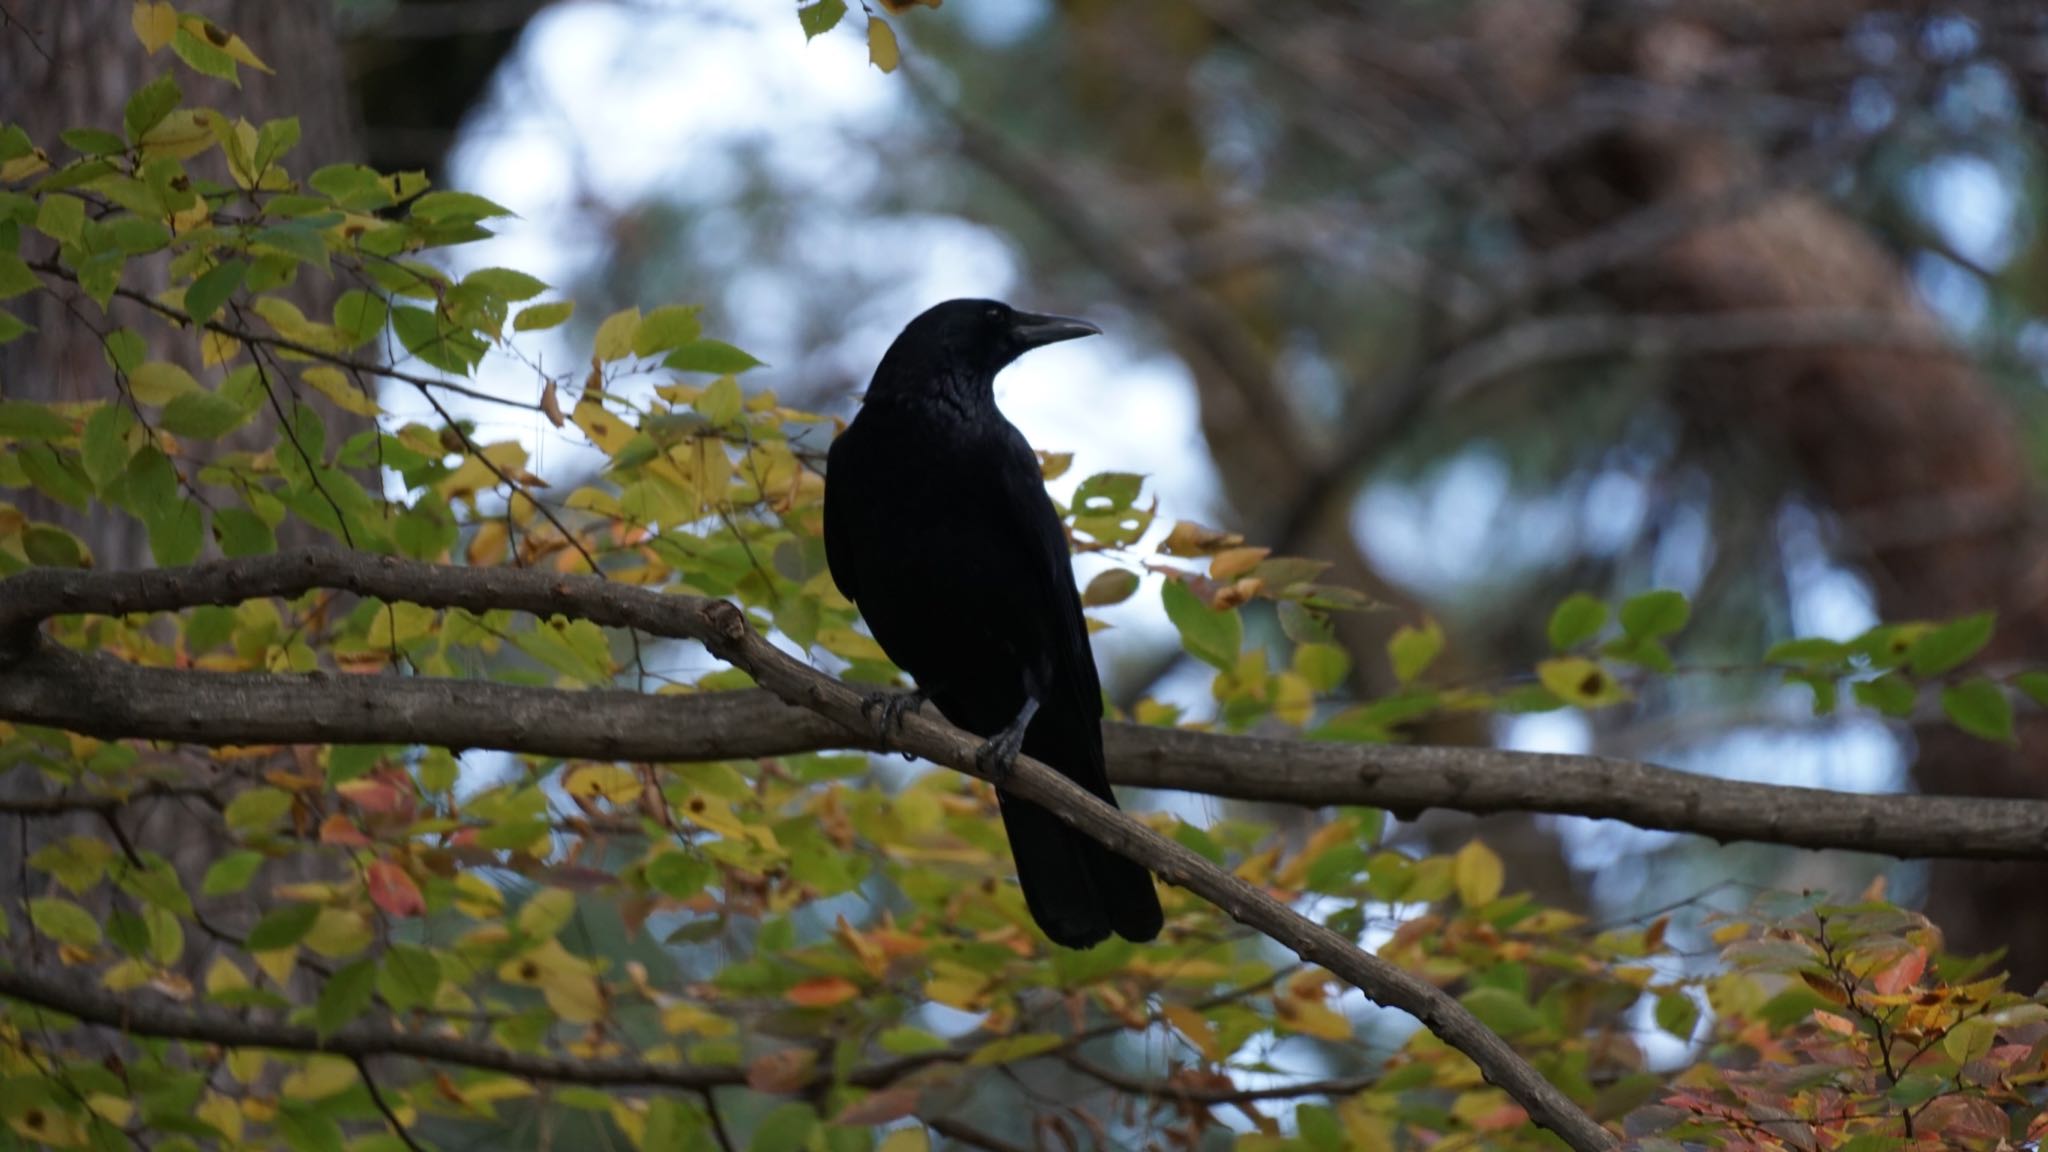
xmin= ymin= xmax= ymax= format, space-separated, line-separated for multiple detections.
xmin=367 ymin=860 xmax=425 ymax=917
xmin=1873 ymin=946 xmax=1928 ymax=995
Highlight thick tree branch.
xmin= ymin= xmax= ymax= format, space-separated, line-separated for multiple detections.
xmin=0 ymin=550 xmax=1616 ymax=1151
xmin=3 ymin=642 xmax=2043 ymax=863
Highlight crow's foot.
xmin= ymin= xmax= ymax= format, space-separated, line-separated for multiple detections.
xmin=974 ymin=696 xmax=1041 ymax=785
xmin=859 ymin=687 xmax=928 ymax=746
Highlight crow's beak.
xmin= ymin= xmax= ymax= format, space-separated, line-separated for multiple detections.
xmin=1009 ymin=311 xmax=1102 ymax=351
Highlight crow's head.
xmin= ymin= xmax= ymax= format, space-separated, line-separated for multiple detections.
xmin=869 ymin=298 xmax=1100 ymax=402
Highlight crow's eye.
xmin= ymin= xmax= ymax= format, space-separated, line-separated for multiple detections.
xmin=986 ymin=307 xmax=1002 ymax=321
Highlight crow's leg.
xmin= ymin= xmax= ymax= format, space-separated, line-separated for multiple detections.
xmin=975 ymin=695 xmax=1041 ymax=785
xmin=859 ymin=686 xmax=929 ymax=746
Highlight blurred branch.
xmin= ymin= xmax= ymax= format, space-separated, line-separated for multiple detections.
xmin=0 ymin=550 xmax=1616 ymax=1152
xmin=7 ymin=581 xmax=2048 ymax=863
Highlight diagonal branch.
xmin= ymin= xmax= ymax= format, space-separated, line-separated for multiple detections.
xmin=3 ymin=642 xmax=2044 ymax=863
xmin=0 ymin=549 xmax=1616 ymax=1152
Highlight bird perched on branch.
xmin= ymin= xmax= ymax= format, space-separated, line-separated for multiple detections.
xmin=822 ymin=298 xmax=1164 ymax=949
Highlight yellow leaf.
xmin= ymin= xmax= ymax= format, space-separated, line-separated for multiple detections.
xmin=467 ymin=519 xmax=510 ymax=566
xmin=1159 ymin=519 xmax=1243 ymax=557
xmin=661 ymin=1001 xmax=738 ymax=1038
xmin=252 ymin=947 xmax=296 ymax=987
xmin=1162 ymin=1002 xmax=1221 ymax=1061
xmin=86 ymin=1096 xmax=133 ymax=1128
xmin=1453 ymin=839 xmax=1504 ymax=907
xmin=102 ymin=958 xmax=151 ymax=991
xmin=304 ymin=908 xmax=371 ymax=958
xmin=195 ymin=1093 xmax=243 ymax=1142
xmin=878 ymin=1129 xmax=929 ymax=1152
xmin=439 ymin=441 xmax=528 ymax=500
xmin=517 ymin=887 xmax=577 ymax=939
xmin=455 ymin=873 xmax=505 ymax=919
xmin=867 ymin=16 xmax=900 ymax=72
xmin=499 ymin=938 xmax=604 ymax=1023
xmin=1210 ymin=547 xmax=1270 ymax=582
xmin=300 ymin=366 xmax=380 ymax=416
xmin=201 ymin=329 xmax=241 ymax=367
xmin=573 ymin=398 xmax=635 ymax=456
xmin=1537 ymin=656 xmax=1630 ymax=707
xmin=818 ymin=627 xmax=890 ymax=663
xmin=129 ymin=361 xmax=200 ymax=405
xmin=1274 ymin=994 xmax=1353 ymax=1041
xmin=593 ymin=307 xmax=641 ymax=363
xmin=281 ymin=1055 xmax=358 ymax=1100
xmin=205 ymin=955 xmax=250 ymax=996
xmin=565 ymin=763 xmax=642 ymax=806
xmin=131 ymin=1 xmax=177 ymax=52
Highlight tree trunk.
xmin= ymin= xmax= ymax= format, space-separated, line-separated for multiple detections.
xmin=1 ymin=0 xmax=364 ymax=967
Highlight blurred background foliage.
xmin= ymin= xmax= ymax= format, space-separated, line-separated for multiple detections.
xmin=8 ymin=0 xmax=2048 ymax=1146
xmin=326 ymin=0 xmax=2048 ymax=974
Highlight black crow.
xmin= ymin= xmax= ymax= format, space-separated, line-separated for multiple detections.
xmin=822 ymin=298 xmax=1164 ymax=949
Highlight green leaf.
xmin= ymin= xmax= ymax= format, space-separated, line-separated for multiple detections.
xmin=749 ymin=1103 xmax=817 ymax=1152
xmin=183 ymin=259 xmax=245 ymax=325
xmin=1081 ymin=568 xmax=1139 ymax=607
xmin=1909 ymin=612 xmax=1994 ymax=677
xmin=29 ymin=897 xmax=102 ymax=948
xmin=799 ymin=0 xmax=848 ymax=39
xmin=160 ymin=388 xmax=255 ymax=439
xmin=1941 ymin=678 xmax=2013 ymax=743
xmin=512 ymin=300 xmax=574 ymax=332
xmin=1161 ymin=579 xmax=1242 ymax=672
xmin=632 ymin=304 xmax=703 ymax=357
xmin=81 ymin=405 xmax=134 ymax=490
xmin=967 ymin=1032 xmax=1065 ymax=1066
xmin=1852 ymin=672 xmax=1916 ymax=718
xmin=212 ymin=506 xmax=275 ymax=557
xmin=647 ymin=853 xmax=713 ymax=900
xmin=1387 ymin=618 xmax=1443 ymax=683
xmin=22 ymin=524 xmax=88 ymax=568
xmin=876 ymin=1026 xmax=948 ymax=1055
xmin=315 ymin=959 xmax=377 ymax=1037
xmin=1619 ymin=589 xmax=1690 ymax=640
xmin=275 ymin=1107 xmax=344 ymax=1152
xmin=1459 ymin=986 xmax=1543 ymax=1037
xmin=1766 ymin=636 xmax=1851 ymax=668
xmin=332 ymin=290 xmax=389 ymax=349
xmin=124 ymin=75 xmax=184 ymax=141
xmin=0 ymin=401 xmax=73 ymax=441
xmin=245 ymin=901 xmax=322 ymax=952
xmin=0 ymin=251 xmax=37 ymax=299
xmin=202 ymin=851 xmax=264 ymax=897
xmin=2018 ymin=671 xmax=2048 ymax=709
xmin=225 ymin=786 xmax=293 ymax=833
xmin=1546 ymin=593 xmax=1608 ymax=649
xmin=1654 ymin=988 xmax=1700 ymax=1039
xmin=464 ymin=266 xmax=547 ymax=302
xmin=1293 ymin=642 xmax=1351 ymax=692
xmin=410 ymin=191 xmax=514 ymax=222
xmin=34 ymin=194 xmax=85 ymax=244
xmin=664 ymin=339 xmax=764 ymax=375
xmin=0 ymin=309 xmax=29 ymax=344
xmin=171 ymin=26 xmax=240 ymax=84
xmin=378 ymin=945 xmax=442 ymax=1013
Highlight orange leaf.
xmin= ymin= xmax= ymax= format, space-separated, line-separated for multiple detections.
xmin=318 ymin=813 xmax=369 ymax=846
xmin=786 ymin=976 xmax=859 ymax=1008
xmin=366 ymin=860 xmax=425 ymax=918
xmin=745 ymin=1048 xmax=817 ymax=1093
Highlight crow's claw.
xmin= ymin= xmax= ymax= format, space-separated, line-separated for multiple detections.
xmin=974 ymin=695 xmax=1041 ymax=786
xmin=975 ymin=724 xmax=1028 ymax=785
xmin=859 ymin=687 xmax=928 ymax=745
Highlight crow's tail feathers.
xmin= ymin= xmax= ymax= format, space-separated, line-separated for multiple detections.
xmin=1000 ymin=709 xmax=1164 ymax=949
